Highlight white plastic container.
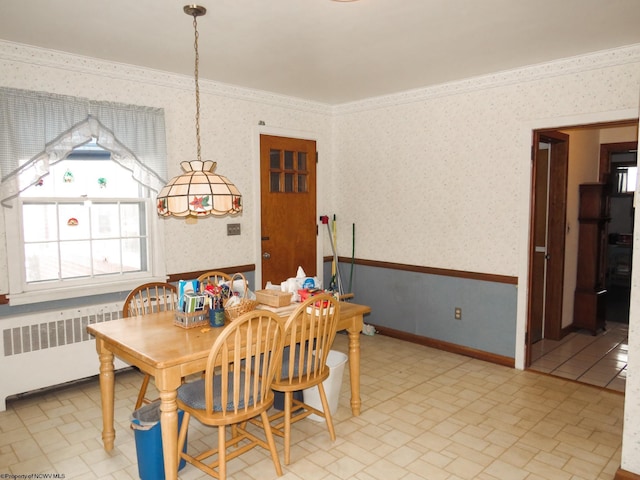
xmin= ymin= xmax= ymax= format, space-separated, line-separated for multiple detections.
xmin=302 ymin=350 xmax=348 ymax=422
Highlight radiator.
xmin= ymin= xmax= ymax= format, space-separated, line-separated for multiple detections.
xmin=0 ymin=301 xmax=129 ymax=411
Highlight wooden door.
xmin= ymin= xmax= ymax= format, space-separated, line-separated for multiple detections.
xmin=542 ymin=132 xmax=569 ymax=341
xmin=527 ymin=130 xmax=569 ymax=363
xmin=530 ymin=142 xmax=550 ymax=343
xmin=260 ymin=135 xmax=317 ymax=286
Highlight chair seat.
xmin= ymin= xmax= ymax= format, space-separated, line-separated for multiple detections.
xmin=272 ymin=345 xmax=328 ymax=394
xmin=178 ymin=372 xmax=259 ymax=411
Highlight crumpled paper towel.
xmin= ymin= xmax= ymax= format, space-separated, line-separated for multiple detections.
xmin=362 ymin=324 xmax=376 ymax=336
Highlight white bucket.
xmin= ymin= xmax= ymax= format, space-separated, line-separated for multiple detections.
xmin=302 ymin=350 xmax=348 ymax=422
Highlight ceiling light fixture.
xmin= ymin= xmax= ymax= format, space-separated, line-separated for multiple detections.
xmin=157 ymin=4 xmax=242 ymax=218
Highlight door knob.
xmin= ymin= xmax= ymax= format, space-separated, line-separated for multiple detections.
xmin=262 ymin=252 xmax=271 ymax=259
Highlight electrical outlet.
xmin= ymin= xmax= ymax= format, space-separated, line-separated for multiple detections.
xmin=227 ymin=223 xmax=241 ymax=236
xmin=454 ymin=307 xmax=462 ymax=320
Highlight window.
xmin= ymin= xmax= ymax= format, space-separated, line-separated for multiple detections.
xmin=5 ymin=140 xmax=165 ymax=305
xmin=612 ymin=163 xmax=637 ymax=195
xmin=1 ymin=89 xmax=169 ymax=305
xmin=269 ymin=149 xmax=309 ymax=193
xmin=611 ymin=150 xmax=638 ymax=195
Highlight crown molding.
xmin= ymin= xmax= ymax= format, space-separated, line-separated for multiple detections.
xmin=333 ymin=43 xmax=640 ymax=115
xmin=2 ymin=40 xmax=639 ymax=118
xmin=0 ymin=40 xmax=332 ymax=116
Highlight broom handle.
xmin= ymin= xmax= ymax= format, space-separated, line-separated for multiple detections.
xmin=326 ymin=222 xmax=344 ymax=295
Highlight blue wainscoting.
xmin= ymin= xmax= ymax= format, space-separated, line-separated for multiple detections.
xmin=325 ymin=261 xmax=518 ymax=360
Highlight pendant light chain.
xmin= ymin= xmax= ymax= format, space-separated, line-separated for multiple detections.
xmin=156 ymin=5 xmax=242 ymax=218
xmin=192 ymin=13 xmax=202 ymax=162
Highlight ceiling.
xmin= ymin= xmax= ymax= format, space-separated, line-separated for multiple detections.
xmin=2 ymin=0 xmax=640 ymax=105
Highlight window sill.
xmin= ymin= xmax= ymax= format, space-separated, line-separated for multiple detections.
xmin=8 ymin=276 xmax=168 ymax=306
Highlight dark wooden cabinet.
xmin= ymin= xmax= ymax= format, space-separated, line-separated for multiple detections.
xmin=573 ymin=183 xmax=609 ymax=334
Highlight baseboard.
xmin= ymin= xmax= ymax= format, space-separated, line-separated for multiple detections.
xmin=561 ymin=324 xmax=577 ymax=338
xmin=372 ymin=325 xmax=515 ymax=368
xmin=615 ymin=468 xmax=640 ymax=480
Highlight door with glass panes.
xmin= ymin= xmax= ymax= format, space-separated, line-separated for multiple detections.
xmin=260 ymin=135 xmax=316 ymax=286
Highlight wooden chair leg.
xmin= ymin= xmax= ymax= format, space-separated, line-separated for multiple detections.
xmin=317 ymin=383 xmax=336 ymax=441
xmin=135 ymin=374 xmax=151 ymax=410
xmin=178 ymin=411 xmax=190 ymax=459
xmin=284 ymin=390 xmax=293 ymax=465
xmin=262 ymin=410 xmax=283 ymax=476
xmin=218 ymin=425 xmax=227 ymax=480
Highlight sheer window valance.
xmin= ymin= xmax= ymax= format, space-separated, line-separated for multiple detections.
xmin=0 ymin=87 xmax=167 ymax=205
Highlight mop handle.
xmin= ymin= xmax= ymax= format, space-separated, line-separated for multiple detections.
xmin=320 ymin=215 xmax=344 ymax=294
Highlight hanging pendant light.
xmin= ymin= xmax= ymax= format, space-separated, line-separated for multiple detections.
xmin=157 ymin=5 xmax=242 ymax=217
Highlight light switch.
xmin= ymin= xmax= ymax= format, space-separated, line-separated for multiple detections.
xmin=227 ymin=223 xmax=241 ymax=236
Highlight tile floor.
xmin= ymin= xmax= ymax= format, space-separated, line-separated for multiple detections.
xmin=529 ymin=321 xmax=628 ymax=393
xmin=1 ymin=332 xmax=625 ymax=480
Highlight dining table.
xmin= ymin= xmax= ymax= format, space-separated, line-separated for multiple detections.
xmin=87 ymin=301 xmax=371 ymax=480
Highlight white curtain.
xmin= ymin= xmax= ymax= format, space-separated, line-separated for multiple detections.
xmin=0 ymin=87 xmax=167 ymax=205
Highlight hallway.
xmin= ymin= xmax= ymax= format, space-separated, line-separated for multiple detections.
xmin=529 ymin=321 xmax=628 ymax=393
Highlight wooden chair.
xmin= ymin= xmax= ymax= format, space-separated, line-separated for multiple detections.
xmin=176 ymin=310 xmax=286 ymax=480
xmin=123 ymin=282 xmax=178 ymax=409
xmin=196 ymin=271 xmax=232 ymax=291
xmin=269 ymin=293 xmax=341 ymax=465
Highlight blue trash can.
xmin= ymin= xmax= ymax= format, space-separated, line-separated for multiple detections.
xmin=131 ymin=401 xmax=187 ymax=480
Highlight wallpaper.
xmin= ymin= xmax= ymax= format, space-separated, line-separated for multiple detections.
xmin=0 ymin=41 xmax=333 ymax=290
xmin=331 ymin=53 xmax=640 ymax=277
xmin=2 ymin=39 xmax=640 ymax=473
xmin=2 ymin=41 xmax=638 ymax=285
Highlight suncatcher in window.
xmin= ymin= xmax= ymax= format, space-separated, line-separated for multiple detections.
xmin=18 ymin=140 xmax=154 ymax=288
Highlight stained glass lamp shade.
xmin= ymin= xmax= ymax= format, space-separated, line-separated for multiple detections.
xmin=156 ymin=160 xmax=241 ymax=217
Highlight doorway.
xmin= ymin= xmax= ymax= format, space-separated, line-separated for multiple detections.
xmin=259 ymin=134 xmax=318 ymax=286
xmin=526 ymin=121 xmax=638 ymax=382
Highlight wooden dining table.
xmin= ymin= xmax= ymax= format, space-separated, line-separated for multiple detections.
xmin=87 ymin=301 xmax=370 ymax=480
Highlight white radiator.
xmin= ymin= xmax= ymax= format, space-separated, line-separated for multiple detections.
xmin=0 ymin=301 xmax=128 ymax=411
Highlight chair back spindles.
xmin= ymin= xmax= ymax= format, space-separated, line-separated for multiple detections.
xmin=123 ymin=282 xmax=178 ymax=317
xmin=196 ymin=271 xmax=232 ymax=292
xmin=123 ymin=281 xmax=178 ymax=409
xmin=281 ymin=294 xmax=340 ymax=386
xmin=268 ymin=293 xmax=341 ymax=465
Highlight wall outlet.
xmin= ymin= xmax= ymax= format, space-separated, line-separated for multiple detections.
xmin=454 ymin=307 xmax=462 ymax=320
xmin=227 ymin=223 xmax=241 ymax=236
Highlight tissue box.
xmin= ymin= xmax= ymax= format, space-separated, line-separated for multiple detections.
xmin=255 ymin=290 xmax=292 ymax=307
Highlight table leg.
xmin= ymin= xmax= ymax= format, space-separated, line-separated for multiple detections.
xmin=97 ymin=347 xmax=115 ymax=451
xmin=159 ymin=389 xmax=179 ymax=480
xmin=347 ymin=322 xmax=362 ymax=416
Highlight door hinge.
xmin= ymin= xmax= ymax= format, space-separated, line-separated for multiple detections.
xmin=316 ymin=151 xmax=319 ymax=164
xmin=531 ymin=145 xmax=535 ymax=162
